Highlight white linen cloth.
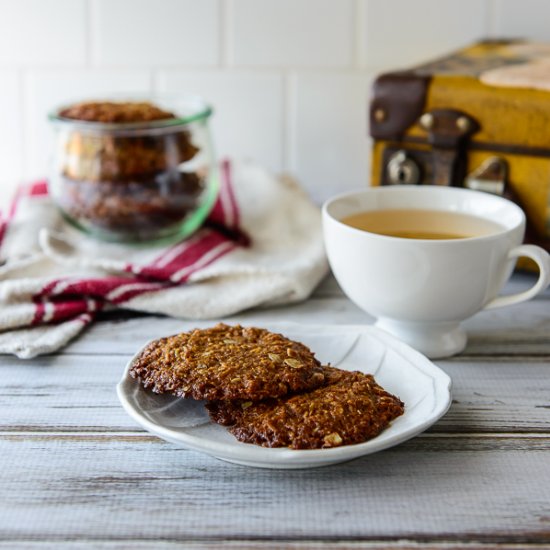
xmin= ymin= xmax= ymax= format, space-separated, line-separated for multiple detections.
xmin=0 ymin=160 xmax=328 ymax=358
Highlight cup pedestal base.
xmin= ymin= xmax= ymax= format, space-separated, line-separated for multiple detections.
xmin=374 ymin=318 xmax=467 ymax=359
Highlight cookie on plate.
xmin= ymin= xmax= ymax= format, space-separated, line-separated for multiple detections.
xmin=207 ymin=366 xmax=405 ymax=449
xmin=129 ymin=323 xmax=326 ymax=401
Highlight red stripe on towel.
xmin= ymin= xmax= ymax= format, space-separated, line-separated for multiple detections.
xmin=0 ymin=189 xmax=22 ymax=250
xmin=31 ymin=296 xmax=102 ymax=326
xmin=31 ymin=301 xmax=46 ymax=325
xmin=170 ymin=240 xmax=237 ymax=283
xmin=0 ymin=217 xmax=7 ymax=250
xmin=25 ymin=180 xmax=49 ymax=197
xmin=0 ymin=181 xmax=49 ymax=251
xmin=137 ymin=230 xmax=230 ymax=281
xmin=36 ymin=277 xmax=165 ymax=305
xmin=52 ymin=299 xmax=102 ymax=322
xmin=48 ymin=277 xmax=141 ymax=297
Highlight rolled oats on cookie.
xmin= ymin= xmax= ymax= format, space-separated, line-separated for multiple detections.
xmin=129 ymin=323 xmax=326 ymax=401
xmin=207 ymin=366 xmax=404 ymax=449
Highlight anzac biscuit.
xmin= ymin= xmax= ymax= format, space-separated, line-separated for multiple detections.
xmin=58 ymin=101 xmax=177 ymax=123
xmin=207 ymin=367 xmax=404 ymax=449
xmin=129 ymin=324 xmax=326 ymax=401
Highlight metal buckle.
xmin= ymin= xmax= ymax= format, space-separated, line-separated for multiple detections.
xmin=464 ymin=157 xmax=508 ymax=196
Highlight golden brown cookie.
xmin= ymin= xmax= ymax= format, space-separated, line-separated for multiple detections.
xmin=207 ymin=366 xmax=404 ymax=449
xmin=129 ymin=324 xmax=326 ymax=401
xmin=58 ymin=101 xmax=176 ymax=123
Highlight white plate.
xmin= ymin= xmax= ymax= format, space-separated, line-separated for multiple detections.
xmin=117 ymin=323 xmax=452 ymax=469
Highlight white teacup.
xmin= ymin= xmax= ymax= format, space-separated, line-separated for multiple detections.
xmin=322 ymin=185 xmax=550 ymax=358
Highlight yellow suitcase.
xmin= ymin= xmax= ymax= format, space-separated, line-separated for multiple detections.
xmin=370 ymin=40 xmax=550 ymax=252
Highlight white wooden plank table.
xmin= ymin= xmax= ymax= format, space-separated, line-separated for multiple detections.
xmin=1 ymin=272 xmax=549 ymax=549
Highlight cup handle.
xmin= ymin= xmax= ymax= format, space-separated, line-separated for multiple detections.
xmin=484 ymin=244 xmax=550 ymax=310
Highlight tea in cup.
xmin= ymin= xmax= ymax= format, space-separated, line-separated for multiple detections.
xmin=322 ymin=185 xmax=550 ymax=358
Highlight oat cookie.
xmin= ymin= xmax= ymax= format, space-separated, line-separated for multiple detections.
xmin=129 ymin=324 xmax=326 ymax=401
xmin=207 ymin=367 xmax=404 ymax=449
xmin=58 ymin=101 xmax=177 ymax=123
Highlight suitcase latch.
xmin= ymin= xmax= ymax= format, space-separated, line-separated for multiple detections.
xmin=418 ymin=109 xmax=479 ymax=186
xmin=464 ymin=157 xmax=508 ymax=196
xmin=386 ymin=150 xmax=421 ymax=185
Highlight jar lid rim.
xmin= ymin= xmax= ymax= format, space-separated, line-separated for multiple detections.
xmin=48 ymin=96 xmax=213 ymax=130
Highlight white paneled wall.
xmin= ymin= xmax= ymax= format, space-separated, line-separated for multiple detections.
xmin=361 ymin=0 xmax=490 ymax=68
xmin=91 ymin=0 xmax=220 ymax=66
xmin=0 ymin=0 xmax=549 ymax=207
xmin=159 ymin=72 xmax=284 ymax=169
xmin=229 ymin=0 xmax=355 ymax=67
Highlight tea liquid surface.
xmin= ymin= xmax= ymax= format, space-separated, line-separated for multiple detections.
xmin=341 ymin=209 xmax=503 ymax=240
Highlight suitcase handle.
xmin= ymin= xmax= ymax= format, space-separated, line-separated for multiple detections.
xmin=484 ymin=244 xmax=550 ymax=310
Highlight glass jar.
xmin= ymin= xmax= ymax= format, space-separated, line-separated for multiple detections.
xmin=49 ymin=96 xmax=219 ymax=243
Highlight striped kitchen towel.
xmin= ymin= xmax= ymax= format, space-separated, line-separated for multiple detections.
xmin=0 ymin=160 xmax=328 ymax=358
